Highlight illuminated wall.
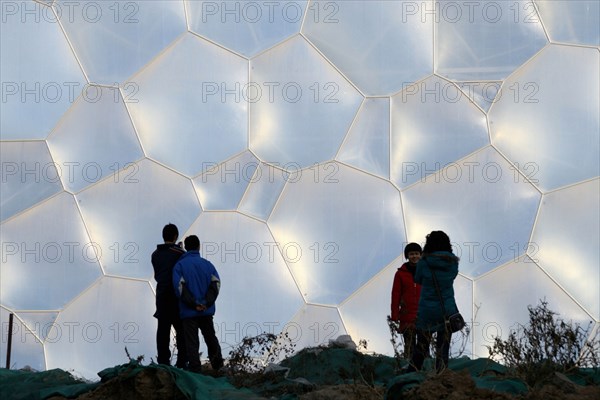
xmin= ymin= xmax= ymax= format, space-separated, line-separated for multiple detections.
xmin=1 ymin=1 xmax=598 ymax=379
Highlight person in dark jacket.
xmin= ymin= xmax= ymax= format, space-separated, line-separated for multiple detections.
xmin=152 ymin=223 xmax=187 ymax=367
xmin=173 ymin=235 xmax=223 ymax=372
xmin=390 ymin=242 xmax=422 ymax=359
xmin=407 ymin=231 xmax=459 ymax=373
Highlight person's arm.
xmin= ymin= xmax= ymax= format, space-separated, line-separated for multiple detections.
xmin=204 ymin=274 xmax=220 ymax=308
xmin=414 ymin=259 xmax=425 ymax=284
xmin=173 ymin=262 xmax=183 ymax=298
xmin=390 ymin=270 xmax=402 ymax=320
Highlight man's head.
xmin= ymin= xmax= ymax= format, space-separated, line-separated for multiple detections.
xmin=404 ymin=242 xmax=422 ymax=265
xmin=162 ymin=223 xmax=179 ymax=243
xmin=184 ymin=235 xmax=200 ymax=251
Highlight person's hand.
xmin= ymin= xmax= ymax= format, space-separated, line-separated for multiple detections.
xmin=195 ymin=304 xmax=207 ymax=311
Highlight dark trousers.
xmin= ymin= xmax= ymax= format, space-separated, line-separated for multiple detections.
xmin=156 ymin=315 xmax=187 ymax=368
xmin=401 ymin=327 xmax=417 ymax=360
xmin=408 ymin=328 xmax=451 ymax=372
xmin=183 ymin=315 xmax=223 ymax=372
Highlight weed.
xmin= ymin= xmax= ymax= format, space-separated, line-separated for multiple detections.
xmin=487 ymin=299 xmax=599 ymax=388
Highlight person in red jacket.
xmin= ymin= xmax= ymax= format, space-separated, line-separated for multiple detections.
xmin=391 ymin=242 xmax=422 ymax=359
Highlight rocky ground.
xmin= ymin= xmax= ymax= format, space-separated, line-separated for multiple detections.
xmin=33 ymin=348 xmax=598 ymax=400
xmin=2 ymin=344 xmax=599 ymax=400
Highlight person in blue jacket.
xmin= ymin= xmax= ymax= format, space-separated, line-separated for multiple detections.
xmin=407 ymin=230 xmax=459 ymax=373
xmin=173 ymin=235 xmax=223 ymax=372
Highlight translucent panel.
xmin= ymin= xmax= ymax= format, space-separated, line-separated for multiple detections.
xmin=76 ymin=159 xmax=201 ymax=279
xmin=435 ymin=0 xmax=547 ymax=81
xmin=56 ymin=0 xmax=186 ymax=83
xmin=336 ymin=98 xmax=390 ymax=179
xmin=0 ymin=308 xmax=46 ymax=371
xmin=47 ymin=88 xmax=144 ymax=193
xmin=188 ymin=212 xmax=303 ymax=329
xmin=536 ymin=0 xmax=600 ymax=46
xmin=0 ymin=142 xmax=63 ymax=220
xmin=186 ymin=0 xmax=305 ymax=57
xmin=193 ymin=151 xmax=259 ymax=210
xmin=0 ymin=1 xmax=86 ymax=140
xmin=531 ymin=179 xmax=600 ymax=319
xmin=452 ymin=275 xmax=475 ymax=357
xmin=2 ymin=0 xmax=599 ymax=375
xmin=473 ymin=256 xmax=594 ymax=359
xmin=303 ymin=1 xmax=432 ymax=95
xmin=238 ymin=163 xmax=288 ymax=220
xmin=403 ymin=147 xmax=541 ymax=277
xmin=128 ymin=34 xmax=248 ymax=176
xmin=340 ymin=263 xmax=402 ymax=355
xmin=17 ymin=312 xmax=60 ymax=342
xmin=391 ymin=76 xmax=489 ymax=188
xmin=286 ymin=305 xmax=346 ymax=351
xmin=269 ymin=163 xmax=406 ymax=305
xmin=457 ymin=81 xmax=502 ymax=113
xmin=0 ymin=192 xmax=101 ymax=310
xmin=490 ymin=45 xmax=599 ymax=191
xmin=249 ymin=36 xmax=363 ymax=167
xmin=45 ymin=277 xmax=156 ymax=380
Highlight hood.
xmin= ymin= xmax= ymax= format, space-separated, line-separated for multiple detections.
xmin=422 ymin=251 xmax=459 ymax=270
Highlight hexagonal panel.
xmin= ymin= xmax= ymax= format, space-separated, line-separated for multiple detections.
xmin=186 ymin=211 xmax=304 ymax=346
xmin=128 ymin=33 xmax=248 ymax=176
xmin=47 ymin=87 xmax=144 ymax=193
xmin=303 ymin=0 xmax=433 ymax=95
xmin=269 ymin=162 xmax=407 ymax=305
xmin=457 ymin=81 xmax=502 ymax=113
xmin=18 ymin=311 xmax=60 ymax=343
xmin=0 ymin=307 xmax=46 ymax=371
xmin=340 ymin=262 xmax=400 ymax=355
xmin=490 ymin=45 xmax=599 ymax=191
xmin=337 ymin=98 xmax=390 ymax=179
xmin=250 ymin=36 xmax=363 ymax=167
xmin=238 ymin=162 xmax=288 ymax=221
xmin=0 ymin=192 xmax=102 ymax=310
xmin=391 ymin=76 xmax=489 ymax=188
xmin=56 ymin=0 xmax=186 ymax=83
xmin=187 ymin=0 xmax=304 ymax=57
xmin=435 ymin=0 xmax=547 ymax=81
xmin=531 ymin=179 xmax=599 ymax=319
xmin=77 ymin=159 xmax=201 ymax=279
xmin=44 ymin=277 xmax=156 ymax=379
xmin=193 ymin=151 xmax=259 ymax=210
xmin=286 ymin=304 xmax=346 ymax=351
xmin=1 ymin=0 xmax=86 ymax=140
xmin=473 ymin=256 xmax=594 ymax=360
xmin=536 ymin=0 xmax=600 ymax=46
xmin=0 ymin=141 xmax=63 ymax=221
xmin=403 ymin=146 xmax=541 ymax=277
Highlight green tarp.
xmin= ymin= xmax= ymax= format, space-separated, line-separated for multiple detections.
xmin=1 ymin=351 xmax=598 ymax=400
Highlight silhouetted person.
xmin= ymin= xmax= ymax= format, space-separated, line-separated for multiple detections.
xmin=173 ymin=235 xmax=223 ymax=373
xmin=152 ymin=223 xmax=187 ymax=367
xmin=391 ymin=242 xmax=423 ymax=359
xmin=407 ymin=231 xmax=459 ymax=373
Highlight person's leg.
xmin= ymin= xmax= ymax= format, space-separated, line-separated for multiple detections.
xmin=183 ymin=317 xmax=201 ymax=372
xmin=173 ymin=315 xmax=188 ymax=368
xmin=407 ymin=330 xmax=431 ymax=372
xmin=402 ymin=327 xmax=416 ymax=360
xmin=156 ymin=317 xmax=172 ymax=365
xmin=198 ymin=316 xmax=223 ymax=370
xmin=435 ymin=328 xmax=452 ymax=372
